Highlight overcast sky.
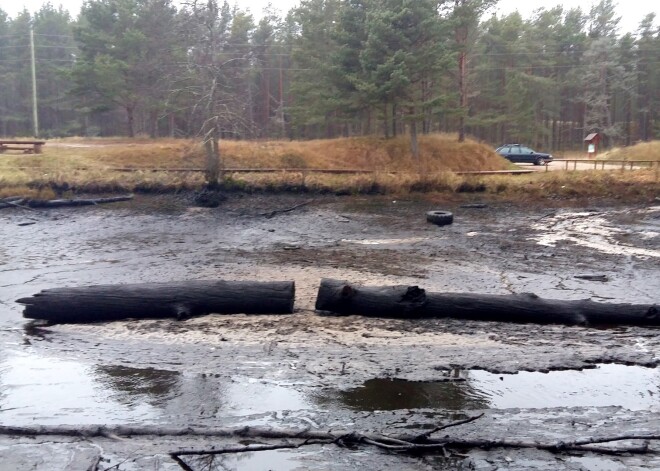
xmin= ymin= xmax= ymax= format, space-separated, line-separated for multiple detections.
xmin=3 ymin=0 xmax=659 ymax=33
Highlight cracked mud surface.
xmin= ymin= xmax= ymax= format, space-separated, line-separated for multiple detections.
xmin=0 ymin=194 xmax=658 ymax=469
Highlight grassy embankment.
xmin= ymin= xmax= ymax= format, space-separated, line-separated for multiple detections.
xmin=0 ymin=134 xmax=657 ymax=200
xmin=602 ymin=141 xmax=660 ymax=162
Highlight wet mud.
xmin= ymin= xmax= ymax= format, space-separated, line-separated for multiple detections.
xmin=0 ymin=194 xmax=658 ymax=470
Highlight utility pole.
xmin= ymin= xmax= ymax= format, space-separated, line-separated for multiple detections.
xmin=29 ymin=25 xmax=39 ymax=137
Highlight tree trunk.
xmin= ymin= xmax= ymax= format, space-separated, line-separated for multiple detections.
xmin=149 ymin=110 xmax=159 ymax=138
xmin=409 ymin=116 xmax=419 ymax=162
xmin=126 ymin=105 xmax=135 ymax=138
xmin=383 ymin=104 xmax=389 ymax=138
xmin=392 ymin=103 xmax=398 ymax=137
xmin=18 ymin=280 xmax=296 ymax=323
xmin=314 ymin=279 xmax=659 ymax=327
xmin=204 ymin=124 xmax=221 ymax=189
xmin=625 ymin=95 xmax=632 ymax=146
xmin=457 ymin=50 xmax=467 ymax=143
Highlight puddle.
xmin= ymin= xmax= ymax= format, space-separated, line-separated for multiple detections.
xmin=0 ymin=352 xmax=314 ymax=426
xmin=567 ymin=456 xmax=633 ymax=471
xmin=531 ymin=211 xmax=660 ymax=259
xmin=340 ymin=237 xmax=429 ymax=245
xmin=95 ymin=365 xmax=181 ymax=406
xmin=0 ymin=353 xmax=162 ymax=425
xmin=318 ymin=378 xmax=489 ymax=411
xmin=225 ymin=379 xmax=312 ymax=416
xmin=179 ymin=447 xmax=321 ymax=471
xmin=322 ymin=364 xmax=659 ymax=412
xmin=467 ymin=365 xmax=659 ymax=410
xmin=1 ymin=349 xmax=657 ymax=427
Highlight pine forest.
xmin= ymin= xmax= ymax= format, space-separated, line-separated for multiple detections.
xmin=1 ymin=0 xmax=658 ymax=152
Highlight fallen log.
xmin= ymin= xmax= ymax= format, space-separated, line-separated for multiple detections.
xmin=315 ymin=278 xmax=659 ymax=327
xmin=27 ymin=195 xmax=134 ymax=208
xmin=0 ymin=199 xmax=32 ymax=211
xmin=0 ymin=195 xmax=134 ymax=210
xmin=17 ymin=280 xmax=295 ymax=323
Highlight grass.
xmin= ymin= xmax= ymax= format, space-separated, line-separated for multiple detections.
xmin=0 ymin=135 xmax=657 ymax=200
xmin=36 ymin=134 xmax=506 ymax=172
xmin=601 ymin=141 xmax=660 ymax=162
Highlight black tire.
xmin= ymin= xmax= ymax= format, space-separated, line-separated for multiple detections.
xmin=426 ymin=210 xmax=454 ymax=226
xmin=534 ymin=157 xmax=544 ymax=166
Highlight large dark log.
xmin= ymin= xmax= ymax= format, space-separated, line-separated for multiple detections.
xmin=18 ymin=280 xmax=295 ymax=323
xmin=315 ymin=278 xmax=659 ymax=327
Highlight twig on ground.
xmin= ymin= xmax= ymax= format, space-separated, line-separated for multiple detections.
xmin=259 ymin=199 xmax=313 ymax=218
xmin=415 ymin=413 xmax=485 ymax=442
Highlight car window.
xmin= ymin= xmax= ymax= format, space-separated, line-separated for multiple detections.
xmin=510 ymin=147 xmax=521 ymax=154
xmin=497 ymin=147 xmax=509 ymax=154
xmin=520 ymin=147 xmax=533 ymax=153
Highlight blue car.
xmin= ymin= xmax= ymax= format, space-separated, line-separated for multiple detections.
xmin=496 ymin=144 xmax=553 ymax=166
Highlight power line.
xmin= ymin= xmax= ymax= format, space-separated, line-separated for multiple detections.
xmin=3 ymin=56 xmax=660 ymax=72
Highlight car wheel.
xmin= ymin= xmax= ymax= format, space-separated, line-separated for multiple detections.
xmin=426 ymin=210 xmax=454 ymax=226
xmin=534 ymin=157 xmax=544 ymax=166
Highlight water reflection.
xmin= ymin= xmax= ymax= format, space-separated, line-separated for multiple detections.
xmin=0 ymin=353 xmax=160 ymax=425
xmin=0 ymin=351 xmax=319 ymax=426
xmin=95 ymin=365 xmax=181 ymax=406
xmin=318 ymin=378 xmax=489 ymax=411
xmin=319 ymin=364 xmax=660 ymax=412
xmin=468 ymin=364 xmax=660 ymax=410
xmin=180 ymin=448 xmax=319 ymax=471
xmin=2 ymin=349 xmax=657 ymax=428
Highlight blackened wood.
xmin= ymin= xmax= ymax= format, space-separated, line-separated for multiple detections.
xmin=315 ymin=278 xmax=659 ymax=327
xmin=27 ymin=195 xmax=133 ymax=208
xmin=18 ymin=280 xmax=295 ymax=323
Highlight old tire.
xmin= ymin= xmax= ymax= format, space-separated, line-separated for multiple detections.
xmin=426 ymin=210 xmax=453 ymax=226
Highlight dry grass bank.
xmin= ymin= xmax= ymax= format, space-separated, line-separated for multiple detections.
xmin=602 ymin=141 xmax=660 ymax=162
xmin=34 ymin=134 xmax=504 ymax=172
xmin=0 ymin=135 xmax=657 ymax=200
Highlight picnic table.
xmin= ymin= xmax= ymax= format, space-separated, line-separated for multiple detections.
xmin=0 ymin=140 xmax=46 ymax=154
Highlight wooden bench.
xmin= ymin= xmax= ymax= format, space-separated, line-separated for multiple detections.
xmin=0 ymin=140 xmax=46 ymax=154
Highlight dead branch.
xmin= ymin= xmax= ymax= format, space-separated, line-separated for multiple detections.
xmin=259 ymin=199 xmax=313 ymax=219
xmin=1 ymin=195 xmax=133 ymax=210
xmin=171 ymin=439 xmax=332 ymax=457
xmin=574 ymin=274 xmax=609 ymax=282
xmin=27 ymin=195 xmax=134 ymax=208
xmin=415 ymin=413 xmax=485 ymax=442
xmin=2 ymin=423 xmax=657 ymax=456
xmin=0 ymin=199 xmax=37 ymax=211
xmin=170 ymin=455 xmax=195 ymax=471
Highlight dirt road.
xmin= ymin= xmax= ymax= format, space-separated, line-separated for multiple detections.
xmin=0 ymin=194 xmax=658 ymax=470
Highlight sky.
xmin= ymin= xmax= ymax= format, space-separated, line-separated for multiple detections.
xmin=2 ymin=0 xmax=659 ymax=33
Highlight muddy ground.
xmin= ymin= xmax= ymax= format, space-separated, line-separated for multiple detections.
xmin=0 ymin=193 xmax=659 ymax=470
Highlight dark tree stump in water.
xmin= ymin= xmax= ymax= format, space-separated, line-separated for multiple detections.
xmin=18 ymin=280 xmax=295 ymax=323
xmin=315 ymin=278 xmax=659 ymax=327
